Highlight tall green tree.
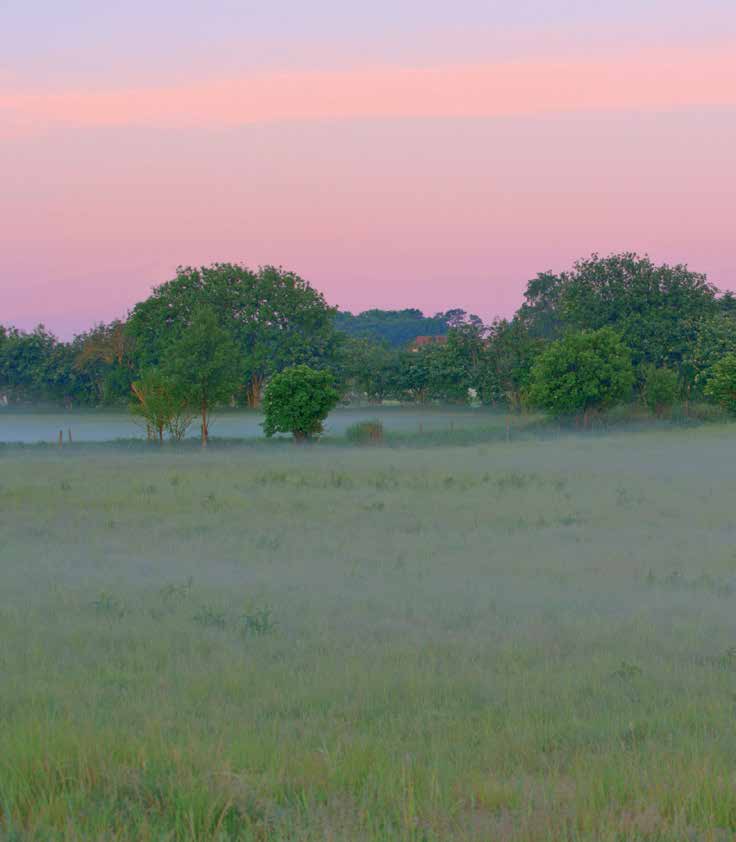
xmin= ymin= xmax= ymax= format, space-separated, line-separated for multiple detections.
xmin=162 ymin=306 xmax=242 ymax=445
xmin=517 ymin=254 xmax=717 ymax=371
xmin=528 ymin=328 xmax=635 ymax=425
xmin=431 ymin=323 xmax=487 ymax=403
xmin=480 ymin=318 xmax=544 ymax=408
xmin=127 ymin=263 xmax=340 ymax=407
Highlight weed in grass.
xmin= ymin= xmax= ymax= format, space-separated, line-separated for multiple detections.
xmin=192 ymin=605 xmax=227 ymax=629
xmin=91 ymin=591 xmax=127 ymax=619
xmin=698 ymin=647 xmax=736 ymax=670
xmin=159 ymin=577 xmax=194 ymax=602
xmin=612 ymin=661 xmax=644 ymax=681
xmin=240 ymin=605 xmax=276 ymax=636
xmin=255 ymin=534 xmax=281 ymax=552
xmin=496 ymin=471 xmax=533 ymax=491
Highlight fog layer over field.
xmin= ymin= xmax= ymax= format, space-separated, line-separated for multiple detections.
xmin=1 ymin=428 xmax=736 ymax=840
xmin=0 ymin=407 xmax=499 ymax=444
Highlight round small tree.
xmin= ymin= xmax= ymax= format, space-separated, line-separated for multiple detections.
xmin=704 ymin=353 xmax=736 ymax=414
xmin=527 ymin=327 xmax=634 ymax=426
xmin=262 ymin=365 xmax=340 ymax=441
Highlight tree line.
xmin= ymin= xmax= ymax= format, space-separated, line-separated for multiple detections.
xmin=3 ymin=254 xmax=736 ymax=437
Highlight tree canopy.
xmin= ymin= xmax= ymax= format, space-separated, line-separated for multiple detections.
xmin=127 ymin=263 xmax=340 ymax=406
xmin=528 ymin=327 xmax=635 ymax=423
xmin=334 ymin=308 xmax=450 ymax=348
xmin=4 ymin=252 xmax=736 ymax=428
xmin=519 ymin=254 xmax=717 ymax=371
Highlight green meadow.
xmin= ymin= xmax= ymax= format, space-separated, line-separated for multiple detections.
xmin=2 ymin=425 xmax=736 ymax=840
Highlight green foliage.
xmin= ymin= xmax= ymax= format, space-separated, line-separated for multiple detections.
xmin=704 ymin=353 xmax=736 ymax=414
xmin=684 ymin=313 xmax=736 ymax=398
xmin=519 ymin=253 xmax=717 ymax=370
xmin=642 ymin=366 xmax=680 ymax=418
xmin=126 ymin=263 xmax=340 ymax=407
xmin=73 ymin=320 xmax=134 ymax=405
xmin=130 ymin=368 xmax=192 ymax=442
xmin=517 ymin=271 xmax=566 ymax=339
xmin=262 ymin=365 xmax=340 ymax=440
xmin=0 ymin=322 xmax=131 ymax=407
xmin=345 ymin=419 xmax=384 ymax=444
xmin=528 ymin=328 xmax=635 ymax=422
xmin=0 ymin=325 xmax=91 ymax=405
xmin=337 ymin=338 xmax=402 ymax=402
xmin=3 ymin=253 xmax=731 ymax=420
xmin=334 ymin=308 xmax=450 ymax=347
xmin=438 ymin=321 xmax=487 ymax=402
xmin=161 ymin=306 xmax=243 ymax=443
xmin=480 ymin=318 xmax=545 ymax=408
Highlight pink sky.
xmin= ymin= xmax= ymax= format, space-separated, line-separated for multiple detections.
xmin=2 ymin=6 xmax=736 ymax=337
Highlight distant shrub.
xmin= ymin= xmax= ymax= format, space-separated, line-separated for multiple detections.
xmin=642 ymin=365 xmax=680 ymax=418
xmin=345 ymin=419 xmax=384 ymax=444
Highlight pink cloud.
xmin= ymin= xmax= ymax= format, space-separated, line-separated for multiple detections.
xmin=2 ymin=45 xmax=735 ymax=131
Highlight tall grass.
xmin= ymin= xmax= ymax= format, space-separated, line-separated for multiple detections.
xmin=2 ymin=427 xmax=736 ymax=839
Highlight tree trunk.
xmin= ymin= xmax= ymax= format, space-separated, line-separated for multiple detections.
xmin=201 ymin=400 xmax=208 ymax=447
xmin=247 ymin=374 xmax=263 ymax=409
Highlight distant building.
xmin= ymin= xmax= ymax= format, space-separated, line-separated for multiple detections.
xmin=408 ymin=335 xmax=448 ymax=352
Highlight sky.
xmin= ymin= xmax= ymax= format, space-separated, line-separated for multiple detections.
xmin=2 ymin=1 xmax=736 ymax=337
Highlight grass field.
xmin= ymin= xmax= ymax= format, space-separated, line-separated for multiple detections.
xmin=2 ymin=425 xmax=736 ymax=840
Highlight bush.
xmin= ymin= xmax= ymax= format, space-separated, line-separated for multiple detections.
xmin=527 ymin=328 xmax=634 ymax=426
xmin=345 ymin=419 xmax=384 ymax=444
xmin=704 ymin=353 xmax=736 ymax=415
xmin=262 ymin=365 xmax=340 ymax=441
xmin=642 ymin=365 xmax=680 ymax=418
